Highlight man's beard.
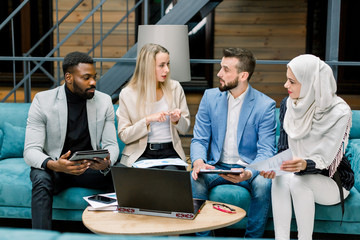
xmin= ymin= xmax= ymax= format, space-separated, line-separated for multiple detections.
xmin=218 ymin=76 xmax=239 ymax=92
xmin=73 ymin=81 xmax=95 ymax=99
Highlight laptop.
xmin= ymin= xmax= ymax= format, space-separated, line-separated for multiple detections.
xmin=111 ymin=166 xmax=206 ymax=220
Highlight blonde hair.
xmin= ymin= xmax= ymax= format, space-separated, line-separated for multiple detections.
xmin=127 ymin=43 xmax=172 ymax=117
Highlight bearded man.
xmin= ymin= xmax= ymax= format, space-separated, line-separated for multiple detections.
xmin=24 ymin=51 xmax=119 ymax=230
xmin=190 ymin=48 xmax=276 ymax=238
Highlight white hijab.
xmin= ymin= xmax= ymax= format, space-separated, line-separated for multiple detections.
xmin=283 ymin=54 xmax=351 ymax=173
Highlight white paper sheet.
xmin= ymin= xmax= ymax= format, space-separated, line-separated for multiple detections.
xmin=132 ymin=158 xmax=189 ymax=168
xmin=237 ymin=149 xmax=293 ymax=176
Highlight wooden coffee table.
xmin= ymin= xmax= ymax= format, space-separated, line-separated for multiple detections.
xmin=82 ymin=200 xmax=246 ymax=235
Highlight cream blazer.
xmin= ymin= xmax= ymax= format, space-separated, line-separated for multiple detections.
xmin=116 ymin=80 xmax=190 ymax=167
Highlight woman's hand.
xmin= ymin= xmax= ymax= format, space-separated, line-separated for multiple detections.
xmin=145 ymin=111 xmax=169 ymax=125
xmin=169 ymin=108 xmax=181 ymax=124
xmin=260 ymin=170 xmax=276 ymax=179
xmin=281 ymin=158 xmax=307 ymax=172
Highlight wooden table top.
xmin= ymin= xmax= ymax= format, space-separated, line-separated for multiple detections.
xmin=82 ymin=200 xmax=246 ymax=235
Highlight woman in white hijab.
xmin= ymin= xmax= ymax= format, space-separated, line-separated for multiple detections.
xmin=261 ymin=54 xmax=354 ymax=240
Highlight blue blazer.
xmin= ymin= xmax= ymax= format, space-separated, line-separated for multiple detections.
xmin=190 ymin=85 xmax=276 ymax=176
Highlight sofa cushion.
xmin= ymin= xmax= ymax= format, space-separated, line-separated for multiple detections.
xmin=0 ymin=158 xmax=106 ymax=211
xmin=0 ymin=122 xmax=25 ymax=159
xmin=350 ymin=110 xmax=360 ymax=139
xmin=314 ymin=187 xmax=360 ymax=222
xmin=0 ymin=103 xmax=30 ymax=128
xmin=0 ymin=158 xmax=32 ymax=207
xmin=0 ymin=129 xmax=3 ymax=152
xmin=275 ymin=108 xmax=280 ymax=137
xmin=346 ymin=139 xmax=360 ymax=191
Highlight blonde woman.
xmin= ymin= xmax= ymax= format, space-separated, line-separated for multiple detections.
xmin=116 ymin=43 xmax=190 ymax=170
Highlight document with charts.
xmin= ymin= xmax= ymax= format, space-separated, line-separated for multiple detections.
xmin=237 ymin=149 xmax=292 ymax=176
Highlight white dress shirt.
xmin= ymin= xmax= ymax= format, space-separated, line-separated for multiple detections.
xmin=220 ymin=86 xmax=249 ymax=165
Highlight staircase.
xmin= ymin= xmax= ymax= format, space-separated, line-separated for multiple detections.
xmin=0 ymin=0 xmax=222 ymax=103
xmin=97 ymin=0 xmax=223 ymax=101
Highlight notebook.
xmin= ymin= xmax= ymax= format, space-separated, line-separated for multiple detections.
xmin=111 ymin=166 xmax=206 ymax=219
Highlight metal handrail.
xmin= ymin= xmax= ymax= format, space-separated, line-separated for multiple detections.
xmin=0 ymin=0 xmax=29 ymax=31
xmin=1 ymin=0 xmax=108 ymax=102
xmin=0 ymin=0 xmax=155 ymax=103
xmin=0 ymin=0 xmax=30 ymax=102
xmin=3 ymin=56 xmax=360 ymax=66
xmin=21 ymin=0 xmax=86 ymax=101
xmin=87 ymin=0 xmax=144 ymax=55
xmin=2 ymin=0 xmax=359 ymax=103
xmin=24 ymin=0 xmax=85 ymax=57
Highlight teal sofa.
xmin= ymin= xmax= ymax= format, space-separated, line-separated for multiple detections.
xmin=209 ymin=109 xmax=360 ymax=235
xmin=1 ymin=102 xmax=360 ymax=236
xmin=0 ymin=103 xmax=124 ymax=221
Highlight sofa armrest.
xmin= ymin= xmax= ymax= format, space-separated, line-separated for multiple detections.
xmin=346 ymin=139 xmax=360 ymax=191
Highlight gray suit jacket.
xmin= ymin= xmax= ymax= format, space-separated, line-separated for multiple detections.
xmin=24 ymin=84 xmax=119 ymax=169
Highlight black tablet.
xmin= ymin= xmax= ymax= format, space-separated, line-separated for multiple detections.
xmin=69 ymin=149 xmax=109 ymax=161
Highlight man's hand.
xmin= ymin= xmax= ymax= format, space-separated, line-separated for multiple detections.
xmin=281 ymin=158 xmax=307 ymax=172
xmin=219 ymin=168 xmax=252 ymax=183
xmin=191 ymin=159 xmax=215 ymax=180
xmin=89 ymin=155 xmax=111 ymax=171
xmin=47 ymin=150 xmax=90 ymax=175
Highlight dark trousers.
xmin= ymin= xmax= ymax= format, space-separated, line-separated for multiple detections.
xmin=30 ymin=167 xmax=113 ymax=230
xmin=137 ymin=144 xmax=185 ymax=171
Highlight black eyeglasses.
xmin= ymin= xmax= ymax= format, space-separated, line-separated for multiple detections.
xmin=212 ymin=203 xmax=236 ymax=214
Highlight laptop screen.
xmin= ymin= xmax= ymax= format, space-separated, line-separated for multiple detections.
xmin=111 ymin=166 xmax=195 ymax=213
